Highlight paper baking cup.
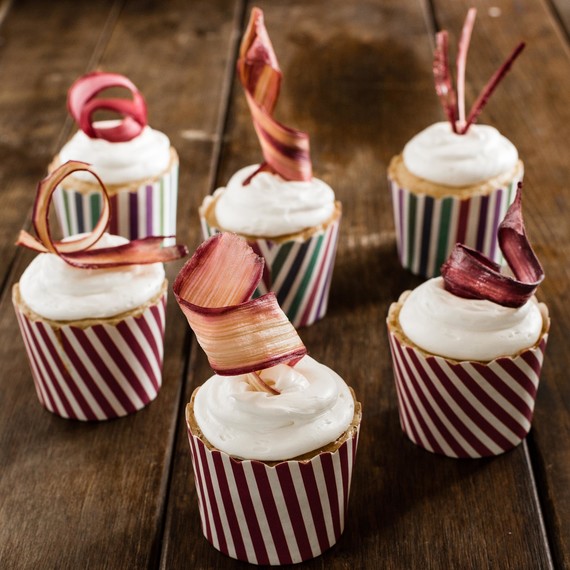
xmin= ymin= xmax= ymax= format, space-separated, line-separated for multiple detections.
xmin=187 ymin=426 xmax=360 ymax=565
xmin=201 ymin=217 xmax=340 ymax=328
xmin=13 ymin=289 xmax=166 ymax=421
xmin=387 ymin=326 xmax=548 ymax=458
xmin=388 ymin=174 xmax=522 ymax=278
xmin=53 ymin=158 xmax=179 ymax=240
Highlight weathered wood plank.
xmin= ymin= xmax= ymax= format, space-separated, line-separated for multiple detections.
xmin=0 ymin=0 xmax=240 ymax=568
xmin=431 ymin=1 xmax=570 ymax=567
xmin=548 ymin=0 xmax=570 ymax=40
xmin=161 ymin=0 xmax=553 ymax=568
xmin=0 ymin=0 xmax=120 ymax=293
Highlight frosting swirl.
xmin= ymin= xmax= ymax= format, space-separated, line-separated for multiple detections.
xmin=59 ymin=120 xmax=171 ymax=184
xmin=193 ymin=355 xmax=354 ymax=461
xmin=403 ymin=122 xmax=518 ymax=186
xmin=399 ymin=277 xmax=543 ymax=361
xmin=19 ymin=233 xmax=165 ymax=321
xmin=213 ymin=164 xmax=335 ymax=237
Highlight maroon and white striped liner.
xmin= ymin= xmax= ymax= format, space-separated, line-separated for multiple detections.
xmin=387 ymin=308 xmax=549 ymax=458
xmin=13 ymin=288 xmax=167 ymax=421
xmin=187 ymin=424 xmax=360 ymax=565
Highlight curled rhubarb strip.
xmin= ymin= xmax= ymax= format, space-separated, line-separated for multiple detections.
xmin=16 ymin=161 xmax=188 ymax=268
xmin=67 ymin=71 xmax=148 ymax=142
xmin=441 ymin=186 xmax=544 ymax=308
xmin=460 ymin=42 xmax=525 ymax=134
xmin=173 ymin=233 xmax=307 ymax=376
xmin=247 ymin=372 xmax=280 ymax=395
xmin=237 ymin=7 xmax=312 ymax=182
xmin=433 ymin=31 xmax=458 ymax=133
xmin=456 ymin=7 xmax=476 ymax=126
xmin=433 ymin=9 xmax=525 ymax=134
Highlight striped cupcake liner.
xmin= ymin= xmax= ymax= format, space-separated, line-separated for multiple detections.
xmin=13 ymin=289 xmax=167 ymax=421
xmin=387 ymin=323 xmax=548 ymax=458
xmin=201 ymin=216 xmax=340 ymax=328
xmin=389 ymin=173 xmax=522 ymax=278
xmin=187 ymin=425 xmax=360 ymax=565
xmin=53 ymin=160 xmax=179 ymax=240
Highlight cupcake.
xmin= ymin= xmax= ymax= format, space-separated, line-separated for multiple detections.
xmin=174 ymin=232 xmax=362 ymax=565
xmin=388 ymin=8 xmax=525 ymax=277
xmin=13 ymin=161 xmax=188 ymax=421
xmin=200 ymin=8 xmax=341 ymax=328
xmin=50 ymin=72 xmax=179 ymax=240
xmin=387 ymin=187 xmax=549 ymax=458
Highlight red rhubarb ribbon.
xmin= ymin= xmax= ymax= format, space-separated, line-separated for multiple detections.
xmin=237 ymin=7 xmax=312 ymax=182
xmin=433 ymin=8 xmax=525 ymax=134
xmin=433 ymin=30 xmax=458 ymax=133
xmin=174 ymin=233 xmax=307 ymax=376
xmin=441 ymin=186 xmax=544 ymax=308
xmin=67 ymin=72 xmax=148 ymax=142
xmin=16 ymin=161 xmax=188 ymax=268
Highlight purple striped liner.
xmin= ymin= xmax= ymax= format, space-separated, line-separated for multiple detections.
xmin=386 ymin=301 xmax=549 ymax=458
xmin=52 ymin=152 xmax=179 ymax=241
xmin=388 ymin=167 xmax=523 ymax=278
xmin=186 ymin=421 xmax=360 ymax=565
xmin=200 ymin=207 xmax=341 ymax=328
xmin=13 ymin=286 xmax=167 ymax=421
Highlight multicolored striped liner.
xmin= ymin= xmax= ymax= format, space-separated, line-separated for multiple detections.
xmin=186 ymin=420 xmax=360 ymax=565
xmin=51 ymin=151 xmax=179 ymax=240
xmin=388 ymin=170 xmax=523 ymax=278
xmin=13 ymin=285 xmax=167 ymax=421
xmin=387 ymin=301 xmax=549 ymax=458
xmin=200 ymin=210 xmax=341 ymax=329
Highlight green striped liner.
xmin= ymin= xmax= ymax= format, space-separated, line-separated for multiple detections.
xmin=53 ymin=158 xmax=179 ymax=240
xmin=200 ymin=212 xmax=341 ymax=328
xmin=389 ymin=166 xmax=523 ymax=278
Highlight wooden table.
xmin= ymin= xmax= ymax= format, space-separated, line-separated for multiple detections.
xmin=1 ymin=0 xmax=568 ymax=568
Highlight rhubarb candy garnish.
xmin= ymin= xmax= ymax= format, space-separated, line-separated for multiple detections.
xmin=67 ymin=71 xmax=148 ymax=143
xmin=16 ymin=161 xmax=188 ymax=268
xmin=173 ymin=233 xmax=307 ymax=377
xmin=433 ymin=8 xmax=525 ymax=134
xmin=433 ymin=31 xmax=458 ymax=133
xmin=441 ymin=186 xmax=544 ymax=308
xmin=237 ymin=7 xmax=312 ymax=182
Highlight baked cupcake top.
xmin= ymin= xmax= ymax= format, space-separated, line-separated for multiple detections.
xmin=19 ymin=233 xmax=165 ymax=321
xmin=58 ymin=72 xmax=172 ymax=184
xmin=402 ymin=122 xmax=518 ymax=187
xmin=59 ymin=123 xmax=171 ymax=185
xmin=174 ymin=232 xmax=357 ymax=461
xmin=400 ymin=8 xmax=524 ymax=188
xmin=398 ymin=277 xmax=543 ymax=361
xmin=194 ymin=356 xmax=354 ymax=460
xmin=213 ymin=164 xmax=335 ymax=237
xmin=209 ymin=8 xmax=337 ymax=239
xmin=16 ymin=161 xmax=188 ymax=321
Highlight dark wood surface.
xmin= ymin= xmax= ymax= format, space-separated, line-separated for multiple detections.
xmin=0 ymin=0 xmax=568 ymax=568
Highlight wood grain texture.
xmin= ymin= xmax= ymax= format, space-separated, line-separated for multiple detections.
xmin=0 ymin=0 xmax=119 ymax=292
xmin=160 ymin=1 xmax=553 ymax=568
xmin=547 ymin=0 xmax=570 ymax=42
xmin=0 ymin=0 xmax=240 ymax=568
xmin=0 ymin=0 xmax=567 ymax=568
xmin=429 ymin=1 xmax=570 ymax=568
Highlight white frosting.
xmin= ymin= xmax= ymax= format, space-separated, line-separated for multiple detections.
xmin=398 ymin=277 xmax=543 ymax=361
xmin=403 ymin=122 xmax=518 ymax=186
xmin=59 ymin=120 xmax=171 ymax=184
xmin=213 ymin=164 xmax=335 ymax=237
xmin=19 ymin=233 xmax=165 ymax=321
xmin=193 ymin=356 xmax=354 ymax=461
